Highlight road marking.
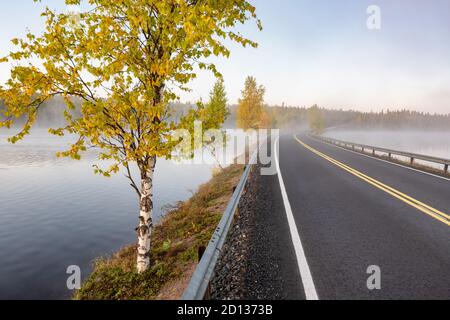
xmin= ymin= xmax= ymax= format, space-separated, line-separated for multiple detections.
xmin=309 ymin=135 xmax=450 ymax=183
xmin=274 ymin=137 xmax=319 ymax=300
xmin=294 ymin=135 xmax=450 ymax=227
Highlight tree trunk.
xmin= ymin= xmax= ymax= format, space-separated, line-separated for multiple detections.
xmin=136 ymin=158 xmax=156 ymax=274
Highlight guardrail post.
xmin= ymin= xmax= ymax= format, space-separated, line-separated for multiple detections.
xmin=204 ymin=284 xmax=211 ymax=300
xmin=198 ymin=246 xmax=206 ymax=261
xmin=318 ymin=136 xmax=450 ymax=176
xmin=182 ymin=151 xmax=257 ymax=300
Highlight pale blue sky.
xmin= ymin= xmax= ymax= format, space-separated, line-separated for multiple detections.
xmin=1 ymin=1 xmax=450 ymax=113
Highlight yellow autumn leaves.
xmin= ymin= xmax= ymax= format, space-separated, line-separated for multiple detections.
xmin=0 ymin=0 xmax=260 ymax=177
xmin=237 ymin=76 xmax=271 ymax=130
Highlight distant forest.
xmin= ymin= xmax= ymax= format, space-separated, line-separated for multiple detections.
xmin=1 ymin=98 xmax=450 ymax=131
xmin=0 ymin=96 xmax=82 ymax=128
xmin=266 ymin=105 xmax=450 ymax=131
xmin=234 ymin=105 xmax=450 ymax=131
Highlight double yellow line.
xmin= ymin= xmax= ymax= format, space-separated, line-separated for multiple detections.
xmin=294 ymin=135 xmax=450 ymax=227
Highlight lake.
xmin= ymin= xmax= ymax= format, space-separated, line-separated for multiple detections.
xmin=324 ymin=130 xmax=450 ymax=169
xmin=3 ymin=129 xmax=448 ymax=300
xmin=0 ymin=129 xmax=216 ymax=300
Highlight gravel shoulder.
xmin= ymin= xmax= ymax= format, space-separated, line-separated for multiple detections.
xmin=210 ymin=161 xmax=304 ymax=300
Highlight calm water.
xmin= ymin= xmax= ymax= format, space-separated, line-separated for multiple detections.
xmin=324 ymin=130 xmax=450 ymax=168
xmin=0 ymin=130 xmax=214 ymax=300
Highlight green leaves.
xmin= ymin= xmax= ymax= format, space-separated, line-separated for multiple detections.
xmin=205 ymin=79 xmax=229 ymax=127
xmin=0 ymin=0 xmax=260 ymax=176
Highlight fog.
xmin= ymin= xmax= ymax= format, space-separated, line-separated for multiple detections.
xmin=324 ymin=130 xmax=450 ymax=160
xmin=0 ymin=127 xmax=217 ymax=299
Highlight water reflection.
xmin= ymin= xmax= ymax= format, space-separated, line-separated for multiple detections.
xmin=0 ymin=129 xmax=214 ymax=299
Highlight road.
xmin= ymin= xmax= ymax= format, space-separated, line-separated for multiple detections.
xmin=268 ymin=133 xmax=450 ymax=300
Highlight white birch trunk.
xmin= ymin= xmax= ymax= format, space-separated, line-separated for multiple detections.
xmin=136 ymin=159 xmax=155 ymax=274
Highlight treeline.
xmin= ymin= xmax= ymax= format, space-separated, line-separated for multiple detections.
xmin=268 ymin=105 xmax=450 ymax=131
xmin=0 ymin=96 xmax=82 ymax=128
xmin=2 ymin=98 xmax=450 ymax=131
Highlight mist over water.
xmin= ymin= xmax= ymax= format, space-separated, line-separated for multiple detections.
xmin=3 ymin=123 xmax=449 ymax=299
xmin=324 ymin=130 xmax=450 ymax=159
xmin=0 ymin=128 xmax=215 ymax=299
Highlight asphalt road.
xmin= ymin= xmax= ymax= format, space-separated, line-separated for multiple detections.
xmin=274 ymin=133 xmax=450 ymax=300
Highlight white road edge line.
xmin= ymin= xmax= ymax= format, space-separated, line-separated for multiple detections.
xmin=309 ymin=135 xmax=450 ymax=183
xmin=274 ymin=137 xmax=319 ymax=300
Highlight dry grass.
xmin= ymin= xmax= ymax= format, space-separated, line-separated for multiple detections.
xmin=75 ymin=164 xmax=245 ymax=300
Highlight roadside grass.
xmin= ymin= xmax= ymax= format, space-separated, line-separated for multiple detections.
xmin=75 ymin=164 xmax=245 ymax=300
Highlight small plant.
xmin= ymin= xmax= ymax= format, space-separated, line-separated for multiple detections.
xmin=162 ymin=240 xmax=172 ymax=253
xmin=75 ymin=164 xmax=244 ymax=300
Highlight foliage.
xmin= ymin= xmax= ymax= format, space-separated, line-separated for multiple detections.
xmin=0 ymin=0 xmax=261 ymax=274
xmin=202 ymin=79 xmax=230 ymax=169
xmin=205 ymin=79 xmax=229 ymax=127
xmin=75 ymin=164 xmax=244 ymax=300
xmin=236 ymin=76 xmax=268 ymax=130
xmin=0 ymin=0 xmax=261 ymax=179
xmin=267 ymin=105 xmax=450 ymax=131
xmin=308 ymin=104 xmax=325 ymax=134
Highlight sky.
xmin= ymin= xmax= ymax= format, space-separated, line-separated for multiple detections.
xmin=1 ymin=0 xmax=450 ymax=114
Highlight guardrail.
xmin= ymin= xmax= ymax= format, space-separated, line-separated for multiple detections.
xmin=182 ymin=152 xmax=257 ymax=300
xmin=314 ymin=135 xmax=450 ymax=175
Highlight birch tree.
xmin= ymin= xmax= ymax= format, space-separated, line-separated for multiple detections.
xmin=0 ymin=0 xmax=261 ymax=273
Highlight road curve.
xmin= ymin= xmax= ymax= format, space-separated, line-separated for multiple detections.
xmin=276 ymin=133 xmax=450 ymax=300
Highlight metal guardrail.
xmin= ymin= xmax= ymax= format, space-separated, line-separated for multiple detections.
xmin=182 ymin=152 xmax=257 ymax=300
xmin=315 ymin=135 xmax=450 ymax=174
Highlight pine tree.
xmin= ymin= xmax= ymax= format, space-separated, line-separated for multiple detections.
xmin=0 ymin=0 xmax=261 ymax=274
xmin=205 ymin=79 xmax=229 ymax=127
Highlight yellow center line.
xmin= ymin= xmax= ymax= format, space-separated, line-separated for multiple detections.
xmin=294 ymin=135 xmax=450 ymax=227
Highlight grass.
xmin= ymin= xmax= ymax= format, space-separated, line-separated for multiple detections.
xmin=75 ymin=164 xmax=245 ymax=300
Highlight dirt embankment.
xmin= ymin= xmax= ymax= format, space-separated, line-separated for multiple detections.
xmin=75 ymin=164 xmax=244 ymax=300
